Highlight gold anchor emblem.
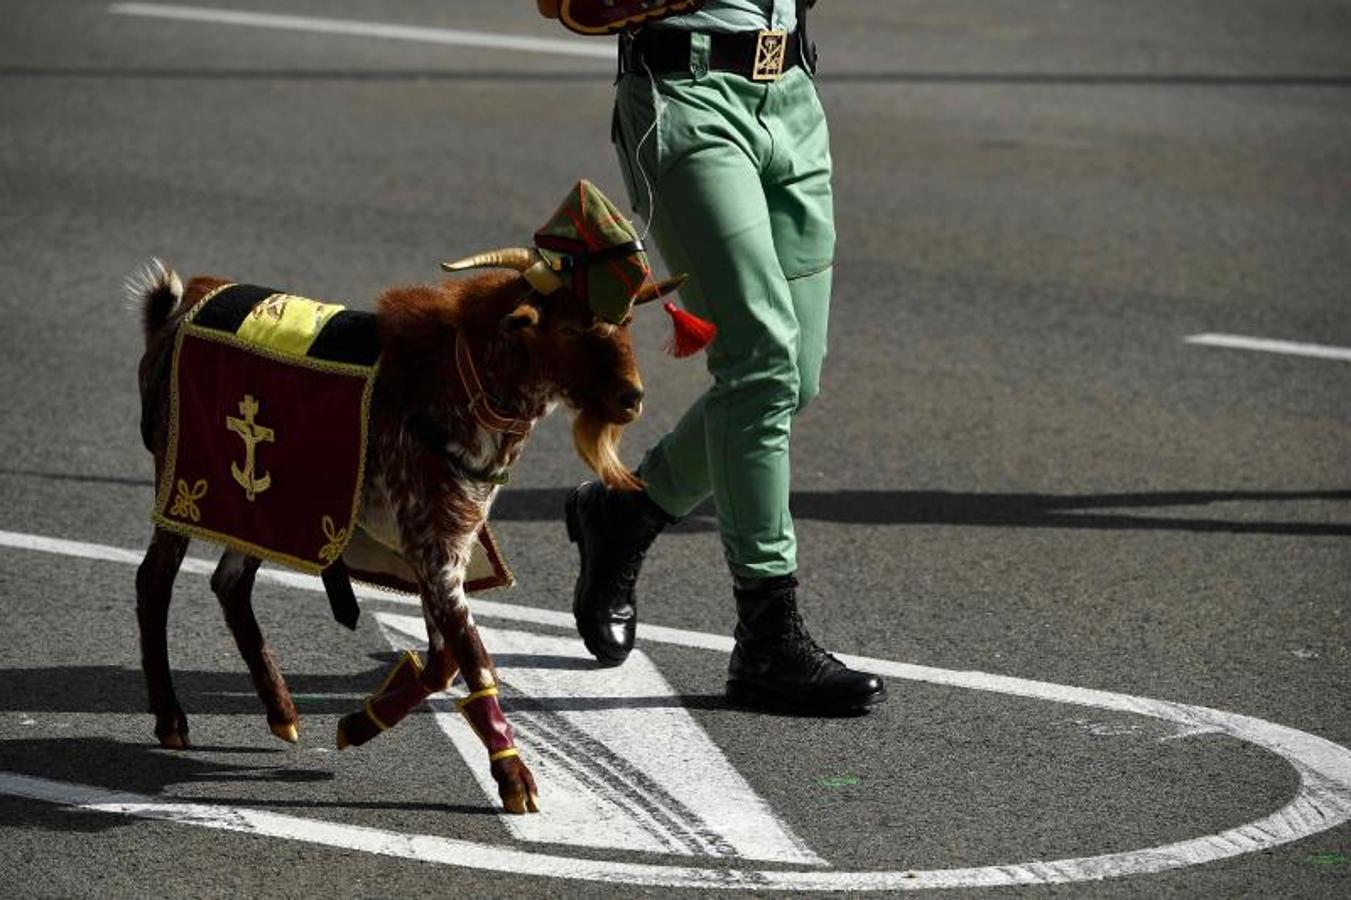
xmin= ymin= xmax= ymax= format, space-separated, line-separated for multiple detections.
xmin=226 ymin=394 xmax=275 ymax=501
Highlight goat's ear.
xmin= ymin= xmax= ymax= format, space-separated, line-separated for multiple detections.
xmin=501 ymin=302 xmax=540 ymax=333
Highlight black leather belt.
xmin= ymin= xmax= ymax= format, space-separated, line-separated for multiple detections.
xmin=624 ymin=28 xmax=803 ymax=81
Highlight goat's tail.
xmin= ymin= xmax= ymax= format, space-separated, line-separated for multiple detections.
xmin=125 ymin=258 xmax=184 ymax=342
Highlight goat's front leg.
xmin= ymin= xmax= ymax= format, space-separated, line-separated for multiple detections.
xmin=423 ymin=567 xmax=539 ymax=814
xmin=211 ymin=550 xmax=298 ymax=744
xmin=419 ymin=606 xmax=461 ymax=692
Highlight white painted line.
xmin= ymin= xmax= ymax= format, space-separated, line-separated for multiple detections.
xmin=376 ymin=613 xmax=822 ymax=865
xmin=0 ymin=771 xmax=788 ymax=891
xmin=1185 ymin=333 xmax=1351 ymax=362
xmin=108 ymin=3 xmax=614 ymax=60
xmin=0 ymin=528 xmax=222 ymax=576
xmin=3 ymin=528 xmax=1351 ymax=889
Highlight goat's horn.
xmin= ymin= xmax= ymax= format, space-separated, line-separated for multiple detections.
xmin=441 ymin=248 xmax=537 ymax=273
xmin=633 ymin=274 xmax=688 ymax=305
xmin=441 ymin=247 xmax=566 ymax=295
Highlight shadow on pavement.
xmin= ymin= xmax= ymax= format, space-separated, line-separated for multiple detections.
xmin=0 ymin=664 xmax=734 ymax=717
xmin=3 ymin=465 xmax=1347 ymax=535
xmin=0 ymin=735 xmax=334 ymax=834
xmin=0 ymin=666 xmax=387 ymax=716
xmin=491 ymin=486 xmax=1351 ymax=536
xmin=0 ymin=736 xmax=500 ymax=834
xmin=502 ymin=692 xmax=870 ymax=718
xmin=501 ymin=692 xmax=728 ymax=714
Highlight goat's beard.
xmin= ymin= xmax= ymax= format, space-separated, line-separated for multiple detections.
xmin=572 ymin=410 xmax=642 ymax=492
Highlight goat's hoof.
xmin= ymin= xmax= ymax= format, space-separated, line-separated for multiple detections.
xmin=335 ymin=721 xmax=351 ymax=750
xmin=270 ymin=722 xmax=299 ymax=744
xmin=158 ymin=730 xmax=190 ymax=751
xmin=501 ymin=790 xmax=540 ymax=815
xmin=156 ymin=715 xmax=190 ymax=750
xmin=493 ymin=755 xmax=539 ymax=814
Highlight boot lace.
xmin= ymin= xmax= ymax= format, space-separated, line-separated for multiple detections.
xmin=782 ymin=605 xmax=838 ymax=675
xmin=601 ymin=528 xmax=661 ymax=605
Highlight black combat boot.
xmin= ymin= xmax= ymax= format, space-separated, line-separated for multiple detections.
xmin=565 ymin=480 xmax=677 ymax=665
xmin=727 ymin=574 xmax=886 ymax=714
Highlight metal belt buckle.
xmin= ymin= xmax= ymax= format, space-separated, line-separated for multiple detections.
xmin=751 ymin=29 xmax=788 ymax=81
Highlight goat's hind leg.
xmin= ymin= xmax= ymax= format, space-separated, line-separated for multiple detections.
xmin=211 ymin=550 xmax=299 ymax=744
xmin=137 ymin=527 xmax=191 ymax=748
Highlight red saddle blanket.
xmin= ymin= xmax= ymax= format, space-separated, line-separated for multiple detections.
xmin=152 ymin=283 xmax=512 ymax=604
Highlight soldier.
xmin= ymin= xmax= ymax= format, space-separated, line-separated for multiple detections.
xmin=538 ymin=1 xmax=885 ymax=715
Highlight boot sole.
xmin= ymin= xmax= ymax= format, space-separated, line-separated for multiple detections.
xmin=726 ymin=679 xmax=887 ymax=716
xmin=566 ymin=486 xmax=630 ymax=667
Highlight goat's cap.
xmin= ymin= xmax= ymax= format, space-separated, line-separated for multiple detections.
xmin=533 ymin=180 xmax=651 ymax=325
xmin=441 ymin=180 xmax=692 ymax=328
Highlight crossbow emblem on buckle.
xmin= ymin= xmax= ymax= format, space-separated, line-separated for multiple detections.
xmin=752 ymin=29 xmax=788 ymax=81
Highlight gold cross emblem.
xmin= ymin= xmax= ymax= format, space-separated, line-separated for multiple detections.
xmin=226 ymin=394 xmax=275 ymax=501
xmin=752 ymin=29 xmax=787 ymax=81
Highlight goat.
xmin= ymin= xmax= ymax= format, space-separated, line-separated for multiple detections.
xmin=131 ymin=255 xmax=675 ymax=814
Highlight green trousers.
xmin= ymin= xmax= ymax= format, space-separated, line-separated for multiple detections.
xmin=613 ymin=49 xmax=835 ymax=580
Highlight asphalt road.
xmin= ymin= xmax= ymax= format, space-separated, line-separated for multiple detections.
xmin=1 ymin=1 xmax=1348 ymax=897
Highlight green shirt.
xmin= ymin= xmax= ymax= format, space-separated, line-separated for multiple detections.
xmin=656 ymin=0 xmax=797 ymax=34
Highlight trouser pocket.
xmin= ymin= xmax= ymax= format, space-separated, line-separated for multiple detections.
xmin=612 ymin=76 xmax=664 ymax=220
xmin=612 ymin=92 xmax=654 ymax=221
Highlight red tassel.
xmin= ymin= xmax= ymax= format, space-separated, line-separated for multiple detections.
xmin=663 ymin=302 xmax=716 ymax=358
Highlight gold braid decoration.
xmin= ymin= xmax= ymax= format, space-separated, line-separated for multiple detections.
xmin=318 ymin=515 xmax=349 ymax=564
xmin=169 ymin=479 xmax=208 ymax=522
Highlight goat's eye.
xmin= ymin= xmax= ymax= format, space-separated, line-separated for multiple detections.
xmin=559 ymin=323 xmax=582 ymax=337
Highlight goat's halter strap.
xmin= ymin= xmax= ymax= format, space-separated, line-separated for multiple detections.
xmin=455 ymin=331 xmax=533 ymax=436
xmin=545 ymin=238 xmax=645 ymax=272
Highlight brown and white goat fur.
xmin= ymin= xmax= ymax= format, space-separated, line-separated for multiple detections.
xmin=131 ymin=259 xmax=645 ymax=814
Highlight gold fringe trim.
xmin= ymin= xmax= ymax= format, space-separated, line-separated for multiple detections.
xmin=152 ymin=282 xmax=232 ymax=533
xmin=475 ymin=524 xmax=516 ymax=591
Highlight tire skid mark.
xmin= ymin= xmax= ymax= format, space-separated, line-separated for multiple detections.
xmin=510 ymin=704 xmax=740 ymax=858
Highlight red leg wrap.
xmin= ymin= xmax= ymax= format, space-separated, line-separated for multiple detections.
xmin=459 ymin=689 xmax=516 ymax=759
xmin=336 ymin=651 xmax=432 ymax=749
